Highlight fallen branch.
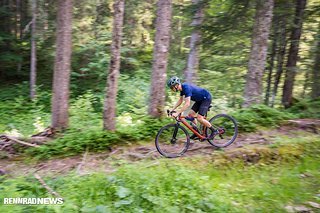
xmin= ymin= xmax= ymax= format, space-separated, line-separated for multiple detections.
xmin=0 ymin=135 xmax=40 ymax=148
xmin=109 ymin=148 xmax=122 ymax=155
xmin=31 ymin=127 xmax=55 ymax=138
xmin=127 ymin=152 xmax=146 ymax=160
xmin=144 ymin=161 xmax=160 ymax=168
xmin=77 ymin=147 xmax=89 ymax=174
xmin=34 ymin=173 xmax=62 ymax=198
xmin=145 ymin=149 xmax=157 ymax=156
xmin=54 ymin=165 xmax=71 ymax=175
xmin=22 ymin=20 xmax=33 ymax=35
xmin=0 ymin=142 xmax=12 ymax=151
xmin=33 ymin=164 xmax=47 ymax=173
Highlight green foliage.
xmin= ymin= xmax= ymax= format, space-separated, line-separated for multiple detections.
xmin=117 ymin=74 xmax=150 ymax=115
xmin=231 ymin=105 xmax=295 ymax=132
xmin=2 ymin=136 xmax=320 ymax=213
xmin=0 ymin=82 xmax=30 ymax=101
xmin=123 ymin=115 xmax=170 ymax=141
xmin=26 ymin=130 xmax=120 ymax=160
xmin=0 ymin=82 xmax=185 ymax=158
xmin=72 ymin=39 xmax=111 ymax=88
xmin=26 ymin=116 xmax=171 ymax=159
xmin=59 ymin=166 xmax=234 ymax=212
xmin=69 ymin=91 xmax=103 ymax=131
xmin=0 ymin=84 xmax=51 ymax=136
xmin=286 ymin=98 xmax=320 ymax=118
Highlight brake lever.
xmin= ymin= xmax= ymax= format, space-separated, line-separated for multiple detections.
xmin=175 ymin=113 xmax=182 ymax=122
xmin=166 ymin=109 xmax=176 ymax=117
xmin=166 ymin=110 xmax=182 ymax=122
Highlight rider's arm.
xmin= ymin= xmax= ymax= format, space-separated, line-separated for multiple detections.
xmin=172 ymin=96 xmax=184 ymax=111
xmin=177 ymin=96 xmax=191 ymax=115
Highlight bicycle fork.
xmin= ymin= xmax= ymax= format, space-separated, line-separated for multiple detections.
xmin=170 ymin=123 xmax=180 ymax=144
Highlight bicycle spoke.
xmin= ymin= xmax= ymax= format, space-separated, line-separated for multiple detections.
xmin=155 ymin=124 xmax=190 ymax=158
xmin=207 ymin=114 xmax=238 ymax=148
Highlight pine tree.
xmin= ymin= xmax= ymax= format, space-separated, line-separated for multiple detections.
xmin=282 ymin=0 xmax=307 ymax=108
xmin=103 ymin=0 xmax=125 ymax=131
xmin=184 ymin=0 xmax=204 ymax=83
xmin=51 ymin=0 xmax=73 ymax=130
xmin=148 ymin=0 xmax=173 ymax=117
xmin=30 ymin=0 xmax=37 ymax=99
xmin=311 ymin=22 xmax=320 ymax=99
xmin=242 ymin=0 xmax=274 ymax=107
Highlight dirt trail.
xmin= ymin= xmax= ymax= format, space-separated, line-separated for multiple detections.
xmin=0 ymin=119 xmax=319 ymax=177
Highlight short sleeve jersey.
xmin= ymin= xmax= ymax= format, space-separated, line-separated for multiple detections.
xmin=180 ymin=83 xmax=211 ymax=102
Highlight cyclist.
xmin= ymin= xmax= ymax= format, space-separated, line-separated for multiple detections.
xmin=167 ymin=76 xmax=215 ymax=139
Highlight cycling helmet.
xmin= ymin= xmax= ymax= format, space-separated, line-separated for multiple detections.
xmin=167 ymin=76 xmax=181 ymax=88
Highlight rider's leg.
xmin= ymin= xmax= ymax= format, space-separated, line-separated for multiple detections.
xmin=190 ymin=102 xmax=202 ymax=126
xmin=196 ymin=114 xmax=211 ymax=128
xmin=197 ymin=114 xmax=216 ymax=139
xmin=196 ymin=99 xmax=211 ymax=127
xmin=196 ymin=99 xmax=216 ymax=139
xmin=188 ymin=110 xmax=197 ymax=125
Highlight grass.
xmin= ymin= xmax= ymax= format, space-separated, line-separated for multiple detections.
xmin=0 ymin=135 xmax=319 ymax=212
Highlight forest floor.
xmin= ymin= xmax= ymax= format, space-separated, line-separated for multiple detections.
xmin=0 ymin=119 xmax=319 ymax=178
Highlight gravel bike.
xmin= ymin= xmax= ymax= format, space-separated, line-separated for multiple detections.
xmin=155 ymin=107 xmax=238 ymax=158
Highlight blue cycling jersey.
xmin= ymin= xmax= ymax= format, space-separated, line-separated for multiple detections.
xmin=180 ymin=83 xmax=211 ymax=102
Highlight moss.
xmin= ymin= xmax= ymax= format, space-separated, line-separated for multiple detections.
xmin=210 ymin=137 xmax=317 ymax=167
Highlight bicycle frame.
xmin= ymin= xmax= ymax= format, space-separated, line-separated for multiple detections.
xmin=177 ymin=115 xmax=207 ymax=140
xmin=156 ymin=112 xmax=238 ymax=158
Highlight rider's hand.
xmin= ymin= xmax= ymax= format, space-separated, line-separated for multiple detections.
xmin=171 ymin=112 xmax=180 ymax=118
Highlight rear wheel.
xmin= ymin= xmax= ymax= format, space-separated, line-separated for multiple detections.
xmin=206 ymin=114 xmax=238 ymax=148
xmin=155 ymin=123 xmax=190 ymax=158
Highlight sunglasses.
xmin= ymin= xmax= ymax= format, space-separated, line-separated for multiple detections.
xmin=170 ymin=85 xmax=178 ymax=92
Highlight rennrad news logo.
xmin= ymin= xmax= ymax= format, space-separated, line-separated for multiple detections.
xmin=2 ymin=197 xmax=64 ymax=205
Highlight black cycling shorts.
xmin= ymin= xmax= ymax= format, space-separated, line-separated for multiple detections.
xmin=191 ymin=98 xmax=212 ymax=116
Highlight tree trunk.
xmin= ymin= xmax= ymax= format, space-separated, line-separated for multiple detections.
xmin=16 ymin=0 xmax=22 ymax=75
xmin=30 ymin=0 xmax=37 ymax=100
xmin=271 ymin=16 xmax=287 ymax=107
xmin=51 ymin=0 xmax=73 ymax=130
xmin=148 ymin=0 xmax=173 ymax=117
xmin=15 ymin=0 xmax=21 ymax=39
xmin=43 ymin=0 xmax=49 ymax=38
xmin=103 ymin=0 xmax=125 ymax=131
xmin=282 ymin=0 xmax=306 ymax=108
xmin=242 ymin=0 xmax=274 ymax=108
xmin=177 ymin=3 xmax=184 ymax=55
xmin=184 ymin=0 xmax=204 ymax=83
xmin=20 ymin=0 xmax=28 ymax=38
xmin=265 ymin=15 xmax=278 ymax=106
xmin=311 ymin=22 xmax=320 ymax=99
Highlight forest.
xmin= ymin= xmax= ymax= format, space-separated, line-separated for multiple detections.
xmin=0 ymin=0 xmax=320 ymax=212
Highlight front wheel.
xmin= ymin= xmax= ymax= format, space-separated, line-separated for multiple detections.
xmin=206 ymin=114 xmax=238 ymax=148
xmin=155 ymin=123 xmax=190 ymax=158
